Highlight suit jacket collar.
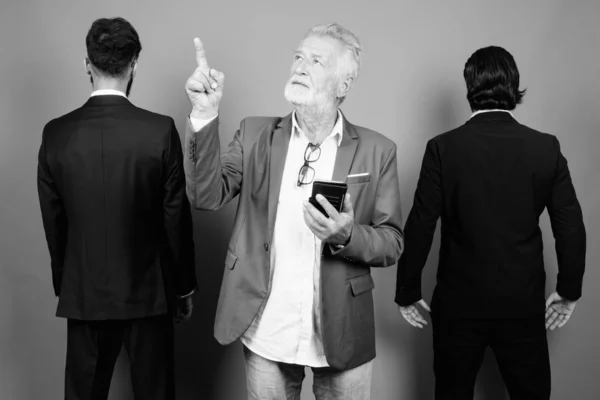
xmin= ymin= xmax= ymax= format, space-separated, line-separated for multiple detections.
xmin=278 ymin=110 xmax=359 ymax=140
xmin=266 ymin=111 xmax=359 ymax=241
xmin=467 ymin=110 xmax=517 ymax=124
xmin=83 ymin=95 xmax=132 ymax=107
xmin=291 ymin=110 xmax=344 ymax=147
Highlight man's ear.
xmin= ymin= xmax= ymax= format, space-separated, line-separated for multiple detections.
xmin=131 ymin=59 xmax=138 ymax=77
xmin=84 ymin=57 xmax=91 ymax=76
xmin=337 ymin=75 xmax=355 ymax=100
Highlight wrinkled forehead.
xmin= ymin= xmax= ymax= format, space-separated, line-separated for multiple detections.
xmin=295 ymin=35 xmax=344 ymax=61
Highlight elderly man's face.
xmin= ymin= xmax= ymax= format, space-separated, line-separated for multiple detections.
xmin=284 ymin=35 xmax=345 ymax=110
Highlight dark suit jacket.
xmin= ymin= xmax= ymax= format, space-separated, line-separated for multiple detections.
xmin=184 ymin=113 xmax=403 ymax=370
xmin=395 ymin=111 xmax=586 ymax=319
xmin=37 ymin=95 xmax=196 ymax=320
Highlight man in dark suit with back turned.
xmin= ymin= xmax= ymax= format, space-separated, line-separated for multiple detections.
xmin=37 ymin=17 xmax=196 ymax=400
xmin=395 ymin=46 xmax=586 ymax=399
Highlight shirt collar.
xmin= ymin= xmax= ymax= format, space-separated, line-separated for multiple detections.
xmin=470 ymin=109 xmax=514 ymax=119
xmin=90 ymin=89 xmax=127 ymax=98
xmin=292 ymin=109 xmax=344 ymax=147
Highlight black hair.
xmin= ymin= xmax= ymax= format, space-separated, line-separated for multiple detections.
xmin=463 ymin=46 xmax=526 ymax=111
xmin=86 ymin=17 xmax=141 ymax=77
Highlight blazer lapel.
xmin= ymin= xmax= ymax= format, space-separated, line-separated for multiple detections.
xmin=332 ymin=114 xmax=359 ymax=182
xmin=267 ymin=113 xmax=293 ymax=241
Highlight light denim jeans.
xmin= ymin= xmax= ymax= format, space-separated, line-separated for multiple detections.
xmin=243 ymin=345 xmax=373 ymax=400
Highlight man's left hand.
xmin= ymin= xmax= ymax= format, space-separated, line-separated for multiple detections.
xmin=545 ymin=291 xmax=577 ymax=330
xmin=398 ymin=300 xmax=431 ymax=329
xmin=175 ymin=295 xmax=194 ymax=324
xmin=303 ymin=193 xmax=354 ymax=245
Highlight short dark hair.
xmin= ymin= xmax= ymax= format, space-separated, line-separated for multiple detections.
xmin=86 ymin=17 xmax=141 ymax=77
xmin=463 ymin=46 xmax=526 ymax=111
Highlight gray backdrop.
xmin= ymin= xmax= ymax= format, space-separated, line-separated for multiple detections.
xmin=1 ymin=0 xmax=598 ymax=399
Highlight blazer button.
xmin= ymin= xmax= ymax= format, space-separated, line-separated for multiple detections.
xmin=264 ymin=243 xmax=269 ymax=251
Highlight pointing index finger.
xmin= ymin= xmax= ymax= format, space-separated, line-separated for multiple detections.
xmin=194 ymin=37 xmax=208 ymax=69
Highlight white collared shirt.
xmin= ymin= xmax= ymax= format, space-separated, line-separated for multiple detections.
xmin=241 ymin=110 xmax=342 ymax=367
xmin=470 ymin=109 xmax=514 ymax=119
xmin=190 ymin=110 xmax=343 ymax=367
xmin=90 ymin=89 xmax=127 ymax=97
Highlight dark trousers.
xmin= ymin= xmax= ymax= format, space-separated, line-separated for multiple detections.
xmin=65 ymin=314 xmax=175 ymax=400
xmin=432 ymin=314 xmax=551 ymax=400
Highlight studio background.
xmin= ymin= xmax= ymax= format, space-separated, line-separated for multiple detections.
xmin=1 ymin=0 xmax=598 ymax=399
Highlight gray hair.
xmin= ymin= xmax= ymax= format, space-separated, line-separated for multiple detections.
xmin=305 ymin=23 xmax=363 ymax=82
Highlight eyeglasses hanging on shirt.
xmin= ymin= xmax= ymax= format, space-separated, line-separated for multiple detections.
xmin=297 ymin=143 xmax=321 ymax=186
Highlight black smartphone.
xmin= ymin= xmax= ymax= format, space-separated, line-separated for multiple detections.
xmin=309 ymin=180 xmax=348 ymax=217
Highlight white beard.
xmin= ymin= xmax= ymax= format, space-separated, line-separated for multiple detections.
xmin=284 ymin=82 xmax=312 ymax=106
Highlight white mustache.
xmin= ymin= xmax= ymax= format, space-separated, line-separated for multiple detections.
xmin=290 ymin=80 xmax=309 ymax=88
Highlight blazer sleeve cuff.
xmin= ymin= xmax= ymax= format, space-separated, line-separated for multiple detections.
xmin=189 ymin=114 xmax=218 ymax=132
xmin=52 ymin=269 xmax=63 ymax=297
xmin=331 ymin=222 xmax=364 ymax=257
xmin=556 ymin=282 xmax=582 ymax=302
xmin=395 ymin=288 xmax=422 ymax=307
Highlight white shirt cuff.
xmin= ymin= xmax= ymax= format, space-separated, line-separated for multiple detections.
xmin=180 ymin=290 xmax=194 ymax=298
xmin=189 ymin=114 xmax=218 ymax=132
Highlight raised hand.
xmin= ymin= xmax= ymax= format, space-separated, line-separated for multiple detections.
xmin=185 ymin=38 xmax=225 ymax=120
xmin=545 ymin=291 xmax=577 ymax=330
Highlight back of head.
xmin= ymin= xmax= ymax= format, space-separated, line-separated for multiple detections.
xmin=463 ymin=46 xmax=526 ymax=111
xmin=86 ymin=17 xmax=142 ymax=78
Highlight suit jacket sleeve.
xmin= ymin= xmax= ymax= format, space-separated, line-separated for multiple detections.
xmin=183 ymin=117 xmax=243 ymax=210
xmin=164 ymin=120 xmax=197 ymax=296
xmin=334 ymin=144 xmax=404 ymax=268
xmin=395 ymin=139 xmax=442 ymax=306
xmin=37 ymin=125 xmax=66 ymax=296
xmin=546 ymin=137 xmax=586 ymax=301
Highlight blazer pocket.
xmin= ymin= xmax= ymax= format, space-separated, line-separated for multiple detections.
xmin=349 ymin=273 xmax=375 ymax=296
xmin=346 ymin=174 xmax=371 ymax=185
xmin=225 ymin=250 xmax=238 ymax=270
